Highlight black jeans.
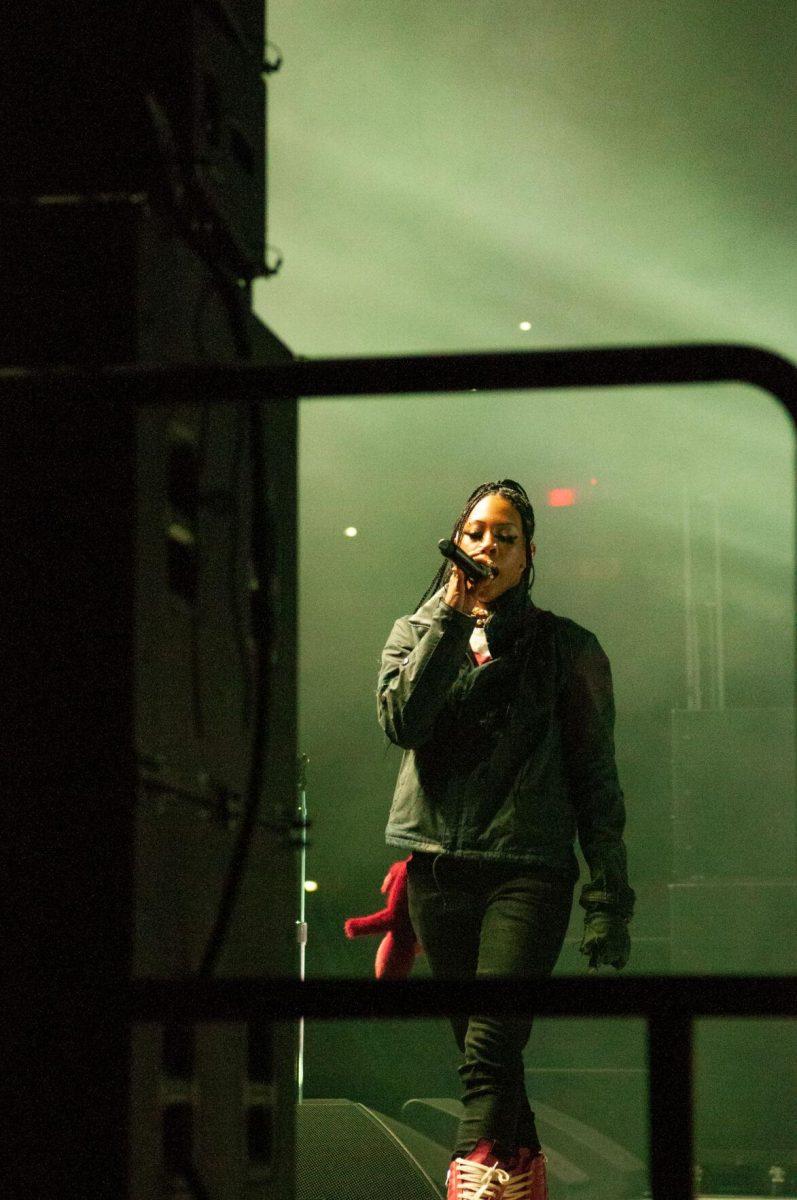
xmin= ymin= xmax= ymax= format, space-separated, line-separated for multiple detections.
xmin=406 ymin=852 xmax=573 ymax=1160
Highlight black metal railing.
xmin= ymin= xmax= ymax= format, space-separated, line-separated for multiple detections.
xmin=6 ymin=341 xmax=795 ymax=1200
xmin=129 ymin=974 xmax=796 ymax=1200
xmin=2 ymin=340 xmax=796 ymax=408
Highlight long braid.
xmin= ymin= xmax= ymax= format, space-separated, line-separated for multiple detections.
xmin=414 ymin=479 xmax=536 ymax=612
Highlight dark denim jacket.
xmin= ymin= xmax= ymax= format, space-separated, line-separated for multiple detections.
xmin=377 ymin=592 xmax=634 ymax=916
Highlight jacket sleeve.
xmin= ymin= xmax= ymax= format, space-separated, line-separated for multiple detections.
xmin=562 ymin=630 xmax=635 ymax=919
xmin=377 ymin=599 xmax=475 ymax=749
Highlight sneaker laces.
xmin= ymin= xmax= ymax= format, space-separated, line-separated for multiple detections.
xmin=450 ymin=1157 xmax=511 ymax=1200
xmin=501 ymin=1153 xmax=546 ymax=1200
xmin=501 ymin=1166 xmax=531 ymax=1200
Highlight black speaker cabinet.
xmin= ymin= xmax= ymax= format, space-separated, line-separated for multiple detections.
xmin=296 ymin=1101 xmax=443 ymax=1200
xmin=5 ymin=0 xmax=267 ymax=273
xmin=1 ymin=199 xmax=299 ymax=1197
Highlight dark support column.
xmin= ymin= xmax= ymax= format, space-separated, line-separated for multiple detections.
xmin=647 ymin=1012 xmax=694 ymax=1200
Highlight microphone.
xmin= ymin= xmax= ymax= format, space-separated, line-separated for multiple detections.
xmin=438 ymin=538 xmax=496 ymax=583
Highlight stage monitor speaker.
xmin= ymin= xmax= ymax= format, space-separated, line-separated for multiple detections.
xmin=296 ymin=1101 xmax=443 ymax=1200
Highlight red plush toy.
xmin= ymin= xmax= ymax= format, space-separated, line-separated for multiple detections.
xmin=343 ymin=857 xmax=423 ymax=979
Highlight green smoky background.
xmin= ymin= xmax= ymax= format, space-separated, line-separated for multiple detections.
xmin=255 ymin=0 xmax=796 ymax=1181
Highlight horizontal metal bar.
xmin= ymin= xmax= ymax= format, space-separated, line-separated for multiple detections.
xmin=129 ymin=974 xmax=796 ymax=1023
xmin=1 ymin=343 xmax=795 ymax=414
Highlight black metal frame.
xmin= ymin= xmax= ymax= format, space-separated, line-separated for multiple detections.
xmin=6 ymin=341 xmax=795 ymax=1200
xmin=128 ymin=976 xmax=796 ymax=1200
xmin=2 ymin=340 xmax=796 ymax=407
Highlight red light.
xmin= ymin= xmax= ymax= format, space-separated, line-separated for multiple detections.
xmin=547 ymin=487 xmax=577 ymax=507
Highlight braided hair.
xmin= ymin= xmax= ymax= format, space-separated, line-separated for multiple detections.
xmin=415 ymin=479 xmax=536 ymax=611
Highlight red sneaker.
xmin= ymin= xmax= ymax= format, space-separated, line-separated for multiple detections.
xmin=502 ymin=1148 xmax=548 ymax=1200
xmin=446 ymin=1140 xmax=510 ymax=1200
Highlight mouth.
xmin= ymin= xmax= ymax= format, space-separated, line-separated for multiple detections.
xmin=476 ymin=560 xmax=499 ymax=578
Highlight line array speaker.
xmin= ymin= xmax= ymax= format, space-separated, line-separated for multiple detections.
xmin=1 ymin=195 xmax=299 ymax=1198
xmin=5 ymin=0 xmax=268 ymax=275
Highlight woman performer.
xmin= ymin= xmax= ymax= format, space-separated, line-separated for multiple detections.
xmin=376 ymin=479 xmax=634 ymax=1200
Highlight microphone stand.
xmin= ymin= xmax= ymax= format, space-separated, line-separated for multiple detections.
xmin=295 ymin=754 xmax=310 ymax=1103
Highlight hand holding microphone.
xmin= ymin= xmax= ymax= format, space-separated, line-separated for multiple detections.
xmin=438 ymin=538 xmax=496 ymax=616
xmin=438 ymin=539 xmax=496 ymax=582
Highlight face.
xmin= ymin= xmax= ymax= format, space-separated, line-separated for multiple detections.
xmin=456 ymin=492 xmax=533 ymax=604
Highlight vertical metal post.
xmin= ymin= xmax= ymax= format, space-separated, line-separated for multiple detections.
xmin=712 ymin=501 xmax=726 ymax=711
xmin=647 ymin=1012 xmax=694 ymax=1200
xmin=295 ymin=755 xmax=310 ymax=1103
xmin=682 ymin=486 xmax=701 ymax=710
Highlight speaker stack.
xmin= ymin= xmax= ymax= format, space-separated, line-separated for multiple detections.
xmin=2 ymin=5 xmax=300 ymax=1198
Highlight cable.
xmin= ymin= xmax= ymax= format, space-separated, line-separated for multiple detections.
xmin=187 ymin=401 xmax=211 ymax=744
xmin=202 ymin=277 xmax=254 ymax=727
xmin=142 ymin=90 xmax=266 ymax=284
xmin=225 ymin=401 xmax=253 ymax=727
xmin=198 ymin=394 xmax=275 ymax=978
xmin=187 ymin=277 xmax=253 ymax=730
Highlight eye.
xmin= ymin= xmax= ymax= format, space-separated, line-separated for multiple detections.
xmin=497 ymin=534 xmax=517 ymax=544
xmin=463 ymin=530 xmax=481 ymax=540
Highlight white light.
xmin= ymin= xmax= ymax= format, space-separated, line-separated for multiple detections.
xmin=344 ymin=526 xmax=358 ymax=538
xmin=518 ymin=321 xmax=532 ymax=332
xmin=304 ymin=880 xmax=318 ymax=892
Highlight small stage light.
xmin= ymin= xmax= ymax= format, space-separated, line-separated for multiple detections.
xmin=518 ymin=321 xmax=532 ymax=331
xmin=304 ymin=880 xmax=318 ymax=893
xmin=547 ymin=487 xmax=577 ymax=507
xmin=344 ymin=526 xmax=358 ymax=538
